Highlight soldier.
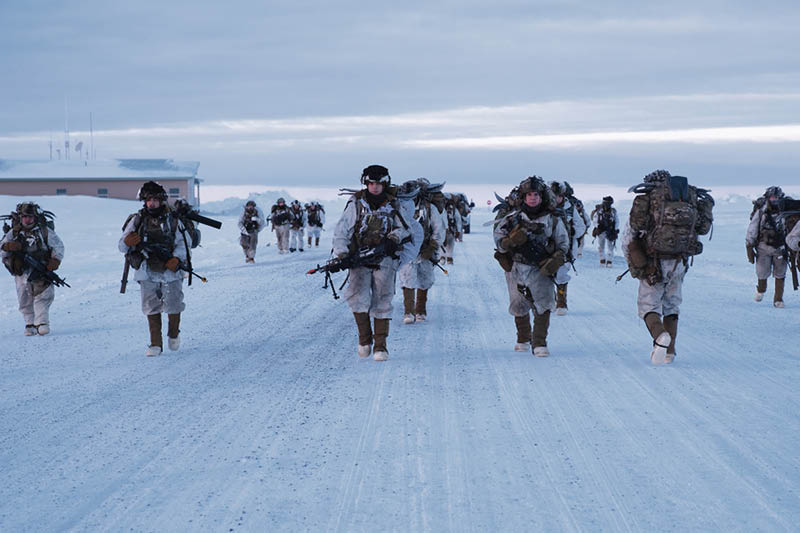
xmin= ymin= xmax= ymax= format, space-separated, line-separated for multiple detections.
xmin=270 ymin=197 xmax=291 ymax=254
xmin=238 ymin=200 xmax=265 ymax=264
xmin=119 ymin=181 xmax=192 ymax=356
xmin=491 ymin=186 xmax=537 ymax=351
xmin=398 ymin=178 xmax=446 ymax=324
xmin=550 ymin=181 xmax=587 ymax=315
xmin=621 ymin=170 xmax=714 ymax=365
xmin=494 ymin=176 xmax=569 ymax=357
xmin=564 ymin=182 xmax=591 ymax=258
xmin=591 ymin=196 xmax=620 ymax=267
xmin=332 ymin=164 xmax=421 ymax=361
xmin=442 ymin=193 xmax=462 ymax=264
xmin=288 ymin=200 xmax=307 ymax=252
xmin=306 ymin=202 xmax=326 ymax=247
xmin=746 ymin=186 xmax=788 ymax=307
xmin=1 ymin=202 xmax=65 ymax=336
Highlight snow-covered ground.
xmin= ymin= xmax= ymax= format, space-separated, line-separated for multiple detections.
xmin=1 ymin=193 xmax=798 ymax=531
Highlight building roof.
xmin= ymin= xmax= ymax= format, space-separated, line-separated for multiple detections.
xmin=0 ymin=159 xmax=200 ymax=181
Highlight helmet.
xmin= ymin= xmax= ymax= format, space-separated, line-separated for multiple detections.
xmin=519 ymin=176 xmax=548 ymax=196
xmin=644 ymin=169 xmax=671 ymax=183
xmin=138 ymin=181 xmax=167 ymax=202
xmin=549 ymin=181 xmax=566 ymax=197
xmin=291 ymin=200 xmax=300 ymax=207
xmin=361 ymin=164 xmax=391 ymax=186
xmin=602 ymin=196 xmax=614 ymax=205
xmin=276 ymin=197 xmax=285 ymax=204
xmin=245 ymin=200 xmax=256 ymax=209
xmin=16 ymin=202 xmax=39 ymax=217
xmin=765 ymin=186 xmax=784 ymax=199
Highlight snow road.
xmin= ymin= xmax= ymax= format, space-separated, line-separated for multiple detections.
xmin=1 ymin=195 xmax=798 ymax=531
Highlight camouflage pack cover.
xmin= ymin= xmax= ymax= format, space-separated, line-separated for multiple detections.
xmin=628 ymin=174 xmax=713 ymax=259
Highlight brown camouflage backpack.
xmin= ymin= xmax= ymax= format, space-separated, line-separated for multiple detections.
xmin=628 ymin=174 xmax=713 ymax=259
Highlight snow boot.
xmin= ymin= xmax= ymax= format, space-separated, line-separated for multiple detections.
xmin=606 ymin=259 xmax=613 ymax=268
xmin=555 ymin=284 xmax=568 ymax=316
xmin=289 ymin=248 xmax=296 ymax=253
xmin=447 ymin=257 xmax=454 ymax=265
xmin=774 ymin=277 xmax=785 ymax=308
xmin=147 ymin=314 xmax=163 ymax=356
xmin=167 ymin=313 xmax=180 ymax=351
xmin=415 ymin=289 xmax=428 ymax=321
xmin=403 ymin=288 xmax=415 ymax=323
xmin=514 ymin=314 xmax=532 ymax=352
xmin=755 ymin=278 xmax=767 ymax=302
xmin=315 ymin=237 xmax=320 ymax=247
xmin=308 ymin=236 xmax=312 ymax=246
xmin=663 ymin=314 xmax=678 ymax=364
xmin=532 ymin=310 xmax=551 ymax=357
xmin=600 ymin=259 xmax=606 ymax=265
xmin=36 ymin=324 xmax=50 ymax=336
xmin=373 ymin=318 xmax=390 ymax=361
xmin=354 ymin=312 xmax=372 ymax=357
xmin=644 ymin=312 xmax=671 ymax=365
xmin=24 ymin=324 xmax=38 ymax=336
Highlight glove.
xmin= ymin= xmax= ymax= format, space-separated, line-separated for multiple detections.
xmin=494 ymin=250 xmax=513 ymax=272
xmin=2 ymin=241 xmax=22 ymax=252
xmin=46 ymin=257 xmax=61 ymax=271
xmin=124 ymin=233 xmax=142 ymax=247
xmin=746 ymin=245 xmax=756 ymax=264
xmin=165 ymin=257 xmax=180 ymax=272
xmin=508 ymin=225 xmax=528 ymax=246
xmin=627 ymin=238 xmax=649 ymax=269
xmin=419 ymin=242 xmax=437 ymax=260
xmin=538 ymin=250 xmax=566 ymax=277
xmin=592 ymin=227 xmax=601 ymax=238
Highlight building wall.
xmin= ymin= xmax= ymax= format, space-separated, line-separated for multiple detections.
xmin=0 ymin=179 xmax=194 ymax=204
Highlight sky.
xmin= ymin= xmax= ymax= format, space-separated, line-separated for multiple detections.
xmin=1 ymin=1 xmax=798 ymax=188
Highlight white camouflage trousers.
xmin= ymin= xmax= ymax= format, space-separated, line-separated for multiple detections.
xmin=597 ymin=235 xmax=616 ymax=262
xmin=240 ymin=231 xmax=259 ymax=259
xmin=511 ymin=262 xmax=556 ymax=315
xmin=398 ymin=259 xmax=436 ymax=290
xmin=505 ymin=270 xmax=532 ymax=317
xmin=443 ymin=231 xmax=456 ymax=259
xmin=637 ymin=259 xmax=687 ymax=318
xmin=344 ymin=258 xmax=398 ymax=319
xmin=289 ymin=228 xmax=304 ymax=250
xmin=139 ymin=279 xmax=186 ymax=315
xmin=755 ymin=243 xmax=787 ymax=279
xmin=15 ymin=276 xmax=55 ymax=325
xmin=275 ymin=225 xmax=290 ymax=252
xmin=307 ymin=226 xmax=322 ymax=239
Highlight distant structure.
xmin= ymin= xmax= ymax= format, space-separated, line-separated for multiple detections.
xmin=0 ymin=159 xmax=202 ymax=206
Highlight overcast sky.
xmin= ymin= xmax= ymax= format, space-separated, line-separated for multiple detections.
xmin=1 ymin=1 xmax=798 ymax=187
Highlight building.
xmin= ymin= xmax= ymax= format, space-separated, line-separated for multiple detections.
xmin=0 ymin=159 xmax=202 ymax=206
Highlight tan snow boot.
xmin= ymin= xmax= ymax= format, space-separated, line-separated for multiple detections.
xmin=147 ymin=314 xmax=163 ymax=356
xmin=167 ymin=313 xmax=181 ymax=351
xmin=555 ymin=283 xmax=568 ymax=315
xmin=514 ymin=314 xmax=532 ymax=351
xmin=373 ymin=318 xmax=390 ymax=361
xmin=644 ymin=312 xmax=670 ymax=365
xmin=354 ymin=312 xmax=372 ymax=357
xmin=774 ymin=277 xmax=785 ymax=308
xmin=402 ymin=288 xmax=415 ymax=323
xmin=532 ymin=310 xmax=550 ymax=357
xmin=755 ymin=278 xmax=767 ymax=302
xmin=415 ymin=289 xmax=428 ymax=320
xmin=663 ymin=314 xmax=678 ymax=363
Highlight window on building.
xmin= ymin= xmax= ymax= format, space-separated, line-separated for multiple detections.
xmin=56 ymin=188 xmax=67 ymax=195
xmin=97 ymin=188 xmax=108 ymax=197
xmin=169 ymin=187 xmax=180 ymax=198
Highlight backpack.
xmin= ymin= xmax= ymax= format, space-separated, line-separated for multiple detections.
xmin=629 ymin=175 xmax=713 ymax=257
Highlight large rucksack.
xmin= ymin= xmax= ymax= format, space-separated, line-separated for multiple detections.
xmin=629 ymin=175 xmax=713 ymax=257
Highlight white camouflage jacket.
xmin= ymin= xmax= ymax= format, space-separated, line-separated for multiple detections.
xmin=119 ymin=212 xmax=189 ymax=283
xmin=238 ymin=207 xmax=266 ymax=234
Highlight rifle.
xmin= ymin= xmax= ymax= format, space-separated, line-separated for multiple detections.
xmin=140 ymin=243 xmax=208 ymax=283
xmin=121 ymin=257 xmax=130 ymax=293
xmin=307 ymin=242 xmax=391 ymax=299
xmin=172 ymin=202 xmax=222 ymax=229
xmin=24 ymin=254 xmax=70 ymax=288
